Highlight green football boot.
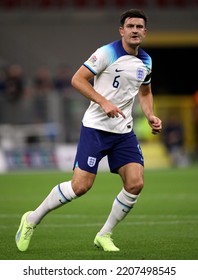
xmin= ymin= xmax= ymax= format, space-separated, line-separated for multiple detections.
xmin=15 ymin=211 xmax=36 ymax=252
xmin=94 ymin=233 xmax=120 ymax=252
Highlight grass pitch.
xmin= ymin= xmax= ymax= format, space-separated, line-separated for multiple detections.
xmin=0 ymin=166 xmax=198 ymax=260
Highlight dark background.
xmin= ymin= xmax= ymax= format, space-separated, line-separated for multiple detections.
xmin=145 ymin=47 xmax=198 ymax=95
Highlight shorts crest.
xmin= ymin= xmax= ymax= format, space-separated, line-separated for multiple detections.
xmin=87 ymin=156 xmax=96 ymax=167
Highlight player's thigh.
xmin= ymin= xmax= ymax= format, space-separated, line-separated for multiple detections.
xmin=118 ymin=162 xmax=144 ymax=195
xmin=71 ymin=167 xmax=96 ymax=196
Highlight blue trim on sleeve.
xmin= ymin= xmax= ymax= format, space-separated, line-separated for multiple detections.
xmin=83 ymin=63 xmax=97 ymax=75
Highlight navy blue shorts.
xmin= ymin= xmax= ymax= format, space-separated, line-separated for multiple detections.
xmin=73 ymin=125 xmax=144 ymax=174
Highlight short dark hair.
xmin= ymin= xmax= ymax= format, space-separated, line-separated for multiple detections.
xmin=120 ymin=9 xmax=148 ymax=27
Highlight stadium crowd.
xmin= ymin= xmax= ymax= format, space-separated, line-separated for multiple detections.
xmin=0 ymin=63 xmax=72 ymax=123
xmin=0 ymin=63 xmax=90 ymax=145
xmin=0 ymin=0 xmax=195 ymax=10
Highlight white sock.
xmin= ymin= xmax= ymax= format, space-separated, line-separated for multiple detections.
xmin=98 ymin=188 xmax=138 ymax=236
xmin=28 ymin=181 xmax=77 ymax=225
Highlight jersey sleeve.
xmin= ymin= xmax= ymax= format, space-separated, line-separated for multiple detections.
xmin=83 ymin=44 xmax=115 ymax=75
xmin=142 ymin=71 xmax=152 ymax=85
xmin=138 ymin=48 xmax=152 ymax=85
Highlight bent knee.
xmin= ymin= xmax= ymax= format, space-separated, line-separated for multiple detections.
xmin=72 ymin=184 xmax=92 ymax=196
xmin=72 ymin=168 xmax=96 ymax=196
xmin=125 ymin=178 xmax=144 ymax=195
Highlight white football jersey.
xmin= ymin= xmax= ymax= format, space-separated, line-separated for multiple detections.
xmin=82 ymin=40 xmax=152 ymax=133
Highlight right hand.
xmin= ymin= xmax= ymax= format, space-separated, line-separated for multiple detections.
xmin=101 ymin=99 xmax=126 ymax=119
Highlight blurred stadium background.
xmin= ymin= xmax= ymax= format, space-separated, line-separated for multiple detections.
xmin=0 ymin=0 xmax=197 ymax=172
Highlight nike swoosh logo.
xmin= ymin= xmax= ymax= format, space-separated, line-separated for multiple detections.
xmin=115 ymin=69 xmax=124 ymax=72
xmin=122 ymin=209 xmax=129 ymax=213
xmin=59 ymin=199 xmax=65 ymax=205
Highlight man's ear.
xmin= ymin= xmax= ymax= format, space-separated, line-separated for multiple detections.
xmin=119 ymin=26 xmax=124 ymax=37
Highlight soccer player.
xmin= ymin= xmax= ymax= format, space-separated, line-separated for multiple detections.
xmin=15 ymin=9 xmax=162 ymax=252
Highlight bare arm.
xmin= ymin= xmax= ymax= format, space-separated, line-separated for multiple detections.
xmin=71 ymin=65 xmax=125 ymax=118
xmin=138 ymin=84 xmax=162 ymax=134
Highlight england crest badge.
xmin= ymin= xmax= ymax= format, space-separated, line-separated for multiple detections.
xmin=87 ymin=156 xmax=96 ymax=167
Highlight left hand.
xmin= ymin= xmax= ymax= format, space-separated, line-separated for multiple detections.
xmin=148 ymin=116 xmax=162 ymax=135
